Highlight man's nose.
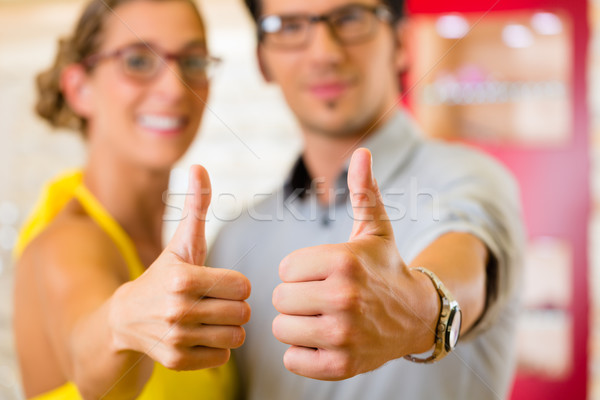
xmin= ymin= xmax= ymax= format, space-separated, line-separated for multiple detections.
xmin=305 ymin=20 xmax=345 ymax=64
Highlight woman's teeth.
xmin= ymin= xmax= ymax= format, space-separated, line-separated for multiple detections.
xmin=138 ymin=115 xmax=184 ymax=131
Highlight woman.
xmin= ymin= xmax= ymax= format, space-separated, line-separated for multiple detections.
xmin=13 ymin=0 xmax=251 ymax=399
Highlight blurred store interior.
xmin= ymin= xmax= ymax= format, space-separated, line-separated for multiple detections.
xmin=0 ymin=0 xmax=597 ymax=398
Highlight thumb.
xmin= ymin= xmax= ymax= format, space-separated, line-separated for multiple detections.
xmin=166 ymin=164 xmax=211 ymax=265
xmin=348 ymin=148 xmax=394 ymax=241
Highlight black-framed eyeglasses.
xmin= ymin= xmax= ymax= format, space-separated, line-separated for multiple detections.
xmin=258 ymin=4 xmax=393 ymax=50
xmin=82 ymin=43 xmax=222 ymax=88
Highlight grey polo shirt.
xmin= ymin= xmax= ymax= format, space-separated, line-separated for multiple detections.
xmin=208 ymin=110 xmax=524 ymax=400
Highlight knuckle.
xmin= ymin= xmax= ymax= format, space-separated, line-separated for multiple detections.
xmin=333 ymin=251 xmax=359 ymax=276
xmin=162 ymin=351 xmax=187 ymax=371
xmin=332 ymin=285 xmax=361 ymax=312
xmin=166 ymin=272 xmax=192 ymax=294
xmin=164 ymin=326 xmax=186 ymax=346
xmin=195 ymin=248 xmax=207 ymax=264
xmin=164 ymin=299 xmax=188 ymax=323
xmin=353 ymin=191 xmax=370 ymax=205
xmin=327 ymin=352 xmax=356 ymax=380
xmin=327 ymin=320 xmax=353 ymax=347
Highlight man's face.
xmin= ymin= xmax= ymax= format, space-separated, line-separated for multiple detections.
xmin=258 ymin=0 xmax=405 ymax=140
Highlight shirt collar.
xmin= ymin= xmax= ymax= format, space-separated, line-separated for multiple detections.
xmin=283 ymin=157 xmax=311 ymax=199
xmin=283 ymin=109 xmax=422 ymax=199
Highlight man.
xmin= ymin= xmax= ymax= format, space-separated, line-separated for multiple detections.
xmin=208 ymin=0 xmax=524 ymax=399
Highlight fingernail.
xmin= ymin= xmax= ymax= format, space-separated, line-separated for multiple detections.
xmin=370 ymin=158 xmax=376 ymax=186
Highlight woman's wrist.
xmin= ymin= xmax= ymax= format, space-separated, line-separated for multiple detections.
xmin=107 ymin=281 xmax=137 ymax=354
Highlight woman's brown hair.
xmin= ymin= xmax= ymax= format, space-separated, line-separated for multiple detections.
xmin=35 ymin=0 xmax=202 ymax=135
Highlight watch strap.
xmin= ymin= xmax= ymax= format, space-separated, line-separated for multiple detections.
xmin=404 ymin=267 xmax=460 ymax=364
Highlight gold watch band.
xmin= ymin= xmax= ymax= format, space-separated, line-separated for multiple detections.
xmin=404 ymin=267 xmax=462 ymax=364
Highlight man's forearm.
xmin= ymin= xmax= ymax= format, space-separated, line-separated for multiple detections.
xmin=409 ymin=232 xmax=488 ymax=337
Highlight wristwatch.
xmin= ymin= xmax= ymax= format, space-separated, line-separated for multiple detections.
xmin=404 ymin=267 xmax=462 ymax=364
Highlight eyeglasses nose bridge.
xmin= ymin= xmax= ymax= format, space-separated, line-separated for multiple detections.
xmin=162 ymin=53 xmax=177 ymax=61
xmin=308 ymin=14 xmax=343 ymax=44
xmin=160 ymin=53 xmax=182 ymax=69
xmin=151 ymin=53 xmax=190 ymax=88
xmin=158 ymin=53 xmax=186 ymax=74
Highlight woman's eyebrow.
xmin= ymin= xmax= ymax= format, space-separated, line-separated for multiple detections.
xmin=182 ymin=39 xmax=207 ymax=49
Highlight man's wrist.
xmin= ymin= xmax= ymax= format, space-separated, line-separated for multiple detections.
xmin=405 ymin=267 xmax=463 ymax=364
xmin=406 ymin=267 xmax=441 ymax=355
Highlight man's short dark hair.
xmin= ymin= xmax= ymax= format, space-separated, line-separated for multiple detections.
xmin=244 ymin=0 xmax=405 ymax=25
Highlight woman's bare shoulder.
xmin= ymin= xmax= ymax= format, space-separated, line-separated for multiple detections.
xmin=19 ymin=200 xmax=130 ymax=286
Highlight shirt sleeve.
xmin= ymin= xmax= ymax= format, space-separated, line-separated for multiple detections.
xmin=402 ymin=149 xmax=525 ymax=340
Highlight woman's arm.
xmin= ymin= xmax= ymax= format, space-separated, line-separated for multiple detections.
xmin=22 ymin=179 xmax=251 ymax=399
xmin=27 ymin=217 xmax=153 ymax=399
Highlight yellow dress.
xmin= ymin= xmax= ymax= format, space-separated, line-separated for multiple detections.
xmin=15 ymin=170 xmax=238 ymax=400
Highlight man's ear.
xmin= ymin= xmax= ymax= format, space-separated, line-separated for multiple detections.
xmin=257 ymin=46 xmax=273 ymax=83
xmin=393 ymin=20 xmax=410 ymax=75
xmin=60 ymin=64 xmax=94 ymax=118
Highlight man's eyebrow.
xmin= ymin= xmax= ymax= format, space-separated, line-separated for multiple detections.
xmin=267 ymin=2 xmax=369 ymax=17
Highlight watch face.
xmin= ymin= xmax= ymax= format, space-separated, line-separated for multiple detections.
xmin=448 ymin=308 xmax=462 ymax=350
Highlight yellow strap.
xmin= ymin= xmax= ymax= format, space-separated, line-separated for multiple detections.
xmin=15 ymin=169 xmax=145 ymax=280
xmin=29 ymin=382 xmax=81 ymax=400
xmin=28 ymin=362 xmax=238 ymax=400
xmin=14 ymin=170 xmax=83 ymax=259
xmin=73 ymin=184 xmax=146 ymax=280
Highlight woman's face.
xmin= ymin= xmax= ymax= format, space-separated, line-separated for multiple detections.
xmin=83 ymin=0 xmax=209 ymax=170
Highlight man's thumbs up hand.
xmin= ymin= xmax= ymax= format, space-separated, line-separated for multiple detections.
xmin=272 ymin=149 xmax=423 ymax=380
xmin=347 ymin=148 xmax=395 ymax=241
xmin=110 ymin=165 xmax=251 ymax=371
